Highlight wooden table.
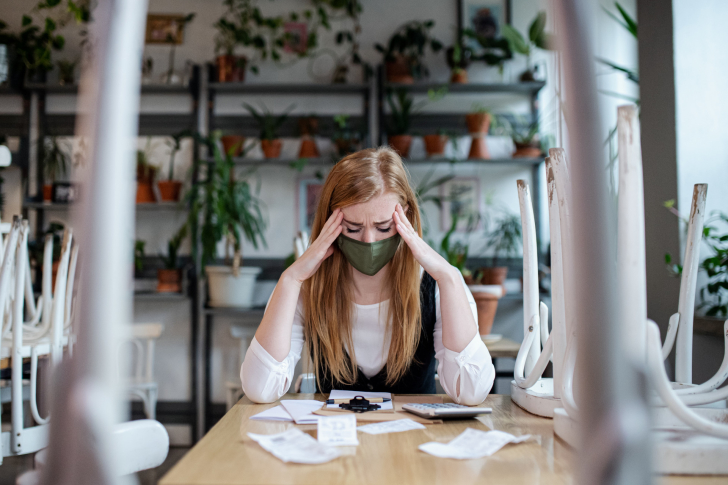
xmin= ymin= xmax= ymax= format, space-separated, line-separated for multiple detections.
xmin=161 ymin=393 xmax=726 ymax=485
xmin=162 ymin=393 xmax=575 ymax=485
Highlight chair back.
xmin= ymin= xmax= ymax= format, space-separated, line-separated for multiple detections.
xmin=121 ymin=323 xmax=163 ymax=384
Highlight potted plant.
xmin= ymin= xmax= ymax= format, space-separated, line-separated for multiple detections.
xmin=386 ymin=89 xmax=416 ymax=157
xmin=332 ymin=114 xmax=360 ymax=157
xmin=186 ymin=131 xmax=267 ymax=308
xmin=136 ymin=147 xmax=157 ymax=203
xmin=157 ymin=225 xmax=188 ymax=293
xmin=56 ymin=59 xmax=76 ymax=85
xmin=462 ymin=29 xmax=513 ymax=79
xmin=0 ymin=12 xmax=65 ymax=86
xmin=158 ymin=130 xmax=190 ymax=202
xmin=446 ymin=42 xmax=472 ymax=84
xmin=243 ymin=102 xmax=295 ymax=159
xmin=298 ymin=116 xmax=319 ymax=158
xmin=466 ymin=103 xmax=491 ymax=160
xmin=501 ymin=11 xmax=552 ymax=82
xmin=40 ymin=137 xmax=71 ymax=202
xmin=511 ymin=120 xmax=542 ymax=158
xmin=220 ymin=134 xmax=246 ymax=157
xmin=375 ymin=20 xmax=443 ymax=84
xmin=213 ymin=0 xmax=253 ymax=82
xmin=423 ymin=129 xmax=449 ymax=157
xmin=481 ymin=210 xmax=522 ymax=286
xmin=28 ymin=221 xmax=65 ymax=291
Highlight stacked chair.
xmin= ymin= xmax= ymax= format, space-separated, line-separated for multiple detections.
xmin=0 ymin=217 xmax=77 ymax=462
xmin=513 ymin=106 xmax=728 ymax=475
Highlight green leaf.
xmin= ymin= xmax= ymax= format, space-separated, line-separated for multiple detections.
xmin=615 ymin=3 xmax=638 ymax=38
xmin=596 ymin=57 xmax=639 ymax=84
xmin=501 ymin=25 xmax=529 ymax=55
xmin=45 ymin=17 xmax=56 ymax=32
xmin=22 ymin=15 xmax=32 ymax=27
xmin=528 ymin=11 xmax=546 ymax=44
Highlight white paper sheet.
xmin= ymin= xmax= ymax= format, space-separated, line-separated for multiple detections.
xmin=250 ymin=405 xmax=293 ymax=422
xmin=326 ymin=390 xmax=393 ymax=410
xmin=419 ymin=428 xmax=531 ymax=459
xmin=248 ymin=428 xmax=340 ymax=464
xmin=280 ymin=400 xmax=324 ymax=424
xmin=317 ymin=414 xmax=359 ymax=446
xmin=357 ymin=419 xmax=426 ymax=435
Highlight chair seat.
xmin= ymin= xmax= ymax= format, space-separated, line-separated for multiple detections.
xmin=0 ymin=335 xmax=70 ymax=359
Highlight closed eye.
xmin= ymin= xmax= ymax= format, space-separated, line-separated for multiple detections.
xmin=377 ymin=226 xmax=392 ymax=233
xmin=345 ymin=228 xmax=361 ymax=234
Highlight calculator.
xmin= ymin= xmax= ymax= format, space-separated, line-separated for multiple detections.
xmin=401 ymin=402 xmax=493 ymax=419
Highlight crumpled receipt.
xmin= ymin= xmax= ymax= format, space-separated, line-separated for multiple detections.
xmin=248 ymin=428 xmax=340 ymax=464
xmin=419 ymin=428 xmax=531 ymax=459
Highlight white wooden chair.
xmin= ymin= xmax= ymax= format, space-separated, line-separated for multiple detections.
xmin=121 ymin=323 xmax=163 ymax=420
xmin=0 ymin=218 xmax=75 ymax=462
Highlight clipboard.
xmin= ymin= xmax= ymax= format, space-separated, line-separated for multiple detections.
xmin=312 ymin=394 xmax=445 ymax=424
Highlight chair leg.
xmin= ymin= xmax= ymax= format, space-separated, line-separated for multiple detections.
xmin=148 ymin=386 xmax=158 ymax=421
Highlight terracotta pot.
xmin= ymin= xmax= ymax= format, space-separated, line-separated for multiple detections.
xmin=450 ymin=70 xmax=468 ymax=84
xmin=472 ymin=292 xmax=500 ymax=336
xmin=157 ymin=268 xmax=182 ymax=293
xmin=220 ymin=135 xmax=246 ymax=157
xmin=43 ymin=184 xmax=53 ymax=202
xmin=480 ymin=267 xmax=508 ymax=286
xmin=260 ymin=139 xmax=282 ymax=159
xmin=216 ymin=55 xmax=246 ymax=82
xmin=423 ymin=134 xmax=448 ymax=157
xmin=136 ymin=182 xmax=156 ymax=203
xmin=465 ymin=112 xmax=491 ymax=134
xmin=385 ymin=56 xmax=414 ymax=84
xmin=298 ymin=138 xmax=319 ymax=158
xmin=388 ymin=135 xmax=412 ymax=158
xmin=468 ymin=136 xmax=490 ymax=160
xmin=298 ymin=117 xmax=319 ymax=137
xmin=157 ymin=180 xmax=182 ymax=202
xmin=519 ymin=69 xmax=536 ymax=82
xmin=513 ymin=142 xmax=543 ymax=159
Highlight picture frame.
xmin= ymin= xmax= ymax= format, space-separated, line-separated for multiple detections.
xmin=440 ymin=177 xmax=481 ymax=232
xmin=145 ymin=14 xmax=188 ymax=45
xmin=283 ymin=22 xmax=309 ymax=54
xmin=296 ymin=178 xmax=324 ymax=234
xmin=458 ymin=0 xmax=511 ymax=45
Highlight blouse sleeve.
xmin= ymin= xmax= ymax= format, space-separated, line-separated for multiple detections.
xmin=240 ymin=290 xmax=305 ymax=403
xmin=433 ymin=271 xmax=495 ymax=405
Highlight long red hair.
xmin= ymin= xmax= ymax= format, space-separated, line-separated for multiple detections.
xmin=303 ymin=147 xmax=423 ymax=386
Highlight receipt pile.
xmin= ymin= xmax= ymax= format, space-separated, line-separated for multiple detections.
xmin=248 ymin=428 xmax=340 ymax=464
xmin=419 ymin=428 xmax=531 ymax=459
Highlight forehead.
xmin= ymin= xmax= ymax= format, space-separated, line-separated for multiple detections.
xmin=340 ymin=192 xmax=399 ymax=222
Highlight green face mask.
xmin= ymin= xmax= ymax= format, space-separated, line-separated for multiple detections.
xmin=336 ymin=233 xmax=401 ymax=276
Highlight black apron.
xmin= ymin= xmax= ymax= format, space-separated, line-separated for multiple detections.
xmin=316 ymin=272 xmax=437 ymax=394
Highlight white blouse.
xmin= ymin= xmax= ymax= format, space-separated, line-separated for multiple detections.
xmin=240 ymin=271 xmax=495 ymax=405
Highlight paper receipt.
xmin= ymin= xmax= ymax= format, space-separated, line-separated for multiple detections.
xmin=357 ymin=419 xmax=426 ymax=435
xmin=317 ymin=414 xmax=359 ymax=446
xmin=419 ymin=428 xmax=531 ymax=459
xmin=248 ymin=428 xmax=340 ymax=464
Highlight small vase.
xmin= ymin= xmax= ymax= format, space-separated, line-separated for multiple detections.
xmin=423 ymin=134 xmax=448 ymax=157
xmin=157 ymin=180 xmax=182 ymax=202
xmin=216 ymin=55 xmax=247 ymax=83
xmin=480 ymin=267 xmax=509 ymax=286
xmin=385 ymin=56 xmax=414 ymax=84
xmin=450 ymin=70 xmax=468 ymax=84
xmin=157 ymin=268 xmax=182 ymax=293
xmin=43 ymin=184 xmax=53 ymax=202
xmin=465 ymin=113 xmax=491 ymax=134
xmin=513 ymin=142 xmax=543 ymax=158
xmin=220 ymin=135 xmax=246 ymax=157
xmin=298 ymin=137 xmax=319 ymax=158
xmin=136 ymin=182 xmax=156 ymax=203
xmin=261 ymin=139 xmax=282 ymax=159
xmin=472 ymin=292 xmax=500 ymax=336
xmin=468 ymin=136 xmax=490 ymax=160
xmin=388 ymin=135 xmax=412 ymax=158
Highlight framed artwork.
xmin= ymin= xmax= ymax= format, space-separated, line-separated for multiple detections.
xmin=458 ymin=0 xmax=510 ymax=45
xmin=296 ymin=178 xmax=324 ymax=234
xmin=145 ymin=14 xmax=188 ymax=44
xmin=440 ymin=177 xmax=481 ymax=232
xmin=284 ymin=22 xmax=308 ymax=54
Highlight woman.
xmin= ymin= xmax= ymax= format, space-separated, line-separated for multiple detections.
xmin=241 ymin=147 xmax=495 ymax=404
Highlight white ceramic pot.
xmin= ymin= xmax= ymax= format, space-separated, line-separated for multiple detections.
xmin=205 ymin=265 xmax=262 ymax=308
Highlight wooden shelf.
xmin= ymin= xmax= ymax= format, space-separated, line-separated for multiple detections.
xmin=214 ymin=156 xmax=544 ymax=167
xmin=23 ymin=200 xmax=187 ymax=211
xmin=23 ymin=83 xmax=194 ymax=95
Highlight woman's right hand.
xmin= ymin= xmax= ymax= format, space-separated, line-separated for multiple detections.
xmin=285 ymin=208 xmax=344 ymax=284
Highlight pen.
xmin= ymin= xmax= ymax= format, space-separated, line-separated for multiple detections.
xmin=326 ymin=397 xmax=392 ymax=404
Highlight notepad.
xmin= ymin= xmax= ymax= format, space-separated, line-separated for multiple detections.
xmin=250 ymin=400 xmax=324 ymax=424
xmin=250 ymin=405 xmax=293 ymax=422
xmin=326 ymin=390 xmax=393 ymax=410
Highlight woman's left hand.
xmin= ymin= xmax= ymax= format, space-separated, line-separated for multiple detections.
xmin=393 ymin=203 xmax=458 ymax=282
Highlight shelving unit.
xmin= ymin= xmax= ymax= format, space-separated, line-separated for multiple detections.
xmin=2 ymin=62 xmax=548 ymax=441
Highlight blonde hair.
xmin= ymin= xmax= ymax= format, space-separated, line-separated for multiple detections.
xmin=303 ymin=147 xmax=423 ymax=387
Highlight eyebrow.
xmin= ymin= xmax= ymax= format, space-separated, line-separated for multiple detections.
xmin=343 ymin=218 xmax=393 ymax=226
